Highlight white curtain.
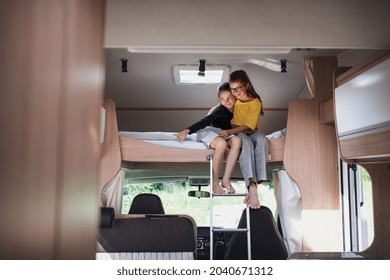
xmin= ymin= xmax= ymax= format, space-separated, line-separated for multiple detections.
xmin=101 ymin=169 xmax=125 ymax=214
xmin=273 ymin=170 xmax=303 ymax=255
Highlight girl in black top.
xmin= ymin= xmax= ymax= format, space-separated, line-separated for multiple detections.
xmin=175 ymin=82 xmax=241 ymax=194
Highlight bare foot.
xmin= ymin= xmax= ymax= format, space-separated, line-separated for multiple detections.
xmin=213 ymin=182 xmax=225 ymax=194
xmin=249 ymin=195 xmax=261 ymax=209
xmin=221 ymin=180 xmax=236 ymax=194
xmin=243 ymin=193 xmax=250 ymax=205
xmin=243 ymin=182 xmax=261 ymax=209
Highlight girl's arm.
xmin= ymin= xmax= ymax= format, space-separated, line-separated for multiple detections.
xmin=175 ymin=106 xmax=224 ymax=142
xmin=219 ymin=125 xmax=251 ymax=138
xmin=221 ymin=99 xmax=261 ymax=138
xmin=185 ymin=106 xmax=224 ymax=134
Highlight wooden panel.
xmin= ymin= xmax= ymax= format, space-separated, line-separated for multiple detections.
xmin=0 ymin=0 xmax=105 ymax=260
xmin=55 ymin=0 xmax=105 ymax=260
xmin=120 ymin=136 xmax=284 ymax=163
xmin=320 ymin=98 xmax=334 ymax=125
xmin=284 ymin=57 xmax=339 ymax=210
xmin=283 ymin=57 xmax=341 ymax=252
xmin=0 ymin=0 xmax=64 ymax=259
xmin=120 ymin=136 xmax=212 ymax=162
xmin=100 ymin=99 xmax=122 ymax=194
xmin=284 ymin=100 xmax=339 ymax=209
xmin=340 ymin=130 xmax=390 ymax=160
xmin=268 ymin=137 xmax=284 ymax=162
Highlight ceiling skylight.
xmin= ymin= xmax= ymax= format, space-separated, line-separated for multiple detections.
xmin=179 ymin=70 xmax=224 ymax=84
xmin=173 ymin=65 xmax=230 ymax=85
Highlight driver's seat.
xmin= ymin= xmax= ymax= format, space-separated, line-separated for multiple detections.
xmin=224 ymin=206 xmax=288 ymax=260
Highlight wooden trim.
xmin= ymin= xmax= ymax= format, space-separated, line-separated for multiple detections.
xmin=334 ymin=67 xmax=352 ymax=79
xmin=100 ymin=99 xmax=122 ymax=195
xmin=120 ymin=135 xmax=284 ymax=163
xmin=339 ymin=130 xmax=390 ymax=160
xmin=120 ymin=136 xmax=213 ymax=163
xmin=319 ymin=98 xmax=334 ymax=125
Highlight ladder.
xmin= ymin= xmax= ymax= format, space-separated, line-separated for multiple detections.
xmin=207 ymin=154 xmax=251 ymax=260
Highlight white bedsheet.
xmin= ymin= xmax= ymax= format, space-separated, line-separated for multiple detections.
xmin=119 ymin=131 xmax=208 ymax=149
xmin=119 ymin=131 xmax=197 ymax=141
xmin=119 ymin=129 xmax=285 ymax=150
xmin=145 ymin=140 xmax=208 ymax=149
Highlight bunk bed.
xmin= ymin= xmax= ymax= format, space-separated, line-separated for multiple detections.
xmin=99 ymin=97 xmax=287 ymax=213
xmin=100 ymin=98 xmax=285 ymax=194
xmin=119 ymin=129 xmax=285 ymax=163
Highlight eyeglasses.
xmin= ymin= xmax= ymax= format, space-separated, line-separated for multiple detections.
xmin=230 ymin=84 xmax=245 ymax=93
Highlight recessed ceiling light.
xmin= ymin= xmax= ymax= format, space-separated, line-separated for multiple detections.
xmin=173 ymin=65 xmax=230 ymax=85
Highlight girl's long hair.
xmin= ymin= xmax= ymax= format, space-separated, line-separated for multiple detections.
xmin=229 ymin=70 xmax=264 ymax=115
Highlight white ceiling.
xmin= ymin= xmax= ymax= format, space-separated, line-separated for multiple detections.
xmin=105 ymin=0 xmax=390 ymax=48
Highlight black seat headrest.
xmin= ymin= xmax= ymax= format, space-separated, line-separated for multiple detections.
xmin=128 ymin=193 xmax=165 ymax=214
xmin=100 ymin=207 xmax=115 ymax=228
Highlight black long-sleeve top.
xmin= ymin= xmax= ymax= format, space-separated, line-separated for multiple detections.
xmin=186 ymin=105 xmax=233 ymax=134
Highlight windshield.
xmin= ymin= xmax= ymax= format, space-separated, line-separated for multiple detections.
xmin=122 ymin=180 xmax=277 ymax=227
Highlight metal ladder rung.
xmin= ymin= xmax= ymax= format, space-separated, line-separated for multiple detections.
xmin=211 ymin=228 xmax=249 ymax=232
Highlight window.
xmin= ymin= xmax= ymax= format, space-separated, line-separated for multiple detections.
xmin=359 ymin=167 xmax=374 ymax=250
xmin=340 ymin=162 xmax=374 ymax=252
xmin=122 ymin=180 xmax=277 ymax=228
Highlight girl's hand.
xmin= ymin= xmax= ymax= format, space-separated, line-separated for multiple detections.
xmin=174 ymin=130 xmax=189 ymax=142
xmin=219 ymin=130 xmax=229 ymax=139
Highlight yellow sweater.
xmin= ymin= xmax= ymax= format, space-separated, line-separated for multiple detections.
xmin=231 ymin=98 xmax=261 ymax=130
